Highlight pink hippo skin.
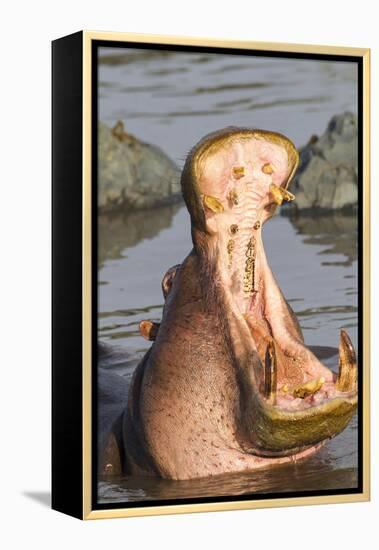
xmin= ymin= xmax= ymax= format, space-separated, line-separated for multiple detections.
xmin=104 ymin=127 xmax=358 ymax=480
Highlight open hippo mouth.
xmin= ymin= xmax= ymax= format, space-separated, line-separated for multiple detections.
xmin=130 ymin=127 xmax=358 ymax=479
xmin=179 ymin=127 xmax=358 ymax=459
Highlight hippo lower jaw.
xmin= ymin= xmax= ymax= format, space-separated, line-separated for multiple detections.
xmin=222 ymin=246 xmax=358 ymax=457
xmin=247 ymin=318 xmax=357 ymax=455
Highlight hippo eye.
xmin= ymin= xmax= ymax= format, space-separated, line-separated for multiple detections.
xmin=232 ymin=166 xmax=245 ymax=179
xmin=262 ymin=163 xmax=274 ymax=175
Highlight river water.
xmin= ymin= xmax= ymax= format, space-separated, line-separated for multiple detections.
xmin=97 ymin=46 xmax=358 ymax=504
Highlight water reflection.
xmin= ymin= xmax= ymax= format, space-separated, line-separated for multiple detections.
xmin=99 ymin=207 xmax=357 ymax=265
xmin=287 ymin=211 xmax=358 ymax=266
xmin=98 ymin=202 xmax=182 ymax=266
xmin=99 ymin=414 xmax=358 ymax=504
xmin=99 ymin=466 xmax=358 ymax=504
xmin=99 ymin=48 xmax=357 ymax=165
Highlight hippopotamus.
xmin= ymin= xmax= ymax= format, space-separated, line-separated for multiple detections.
xmin=99 ymin=127 xmax=358 ymax=481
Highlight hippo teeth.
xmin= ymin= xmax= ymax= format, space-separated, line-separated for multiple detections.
xmin=260 ymin=329 xmax=358 ymax=413
xmin=336 ymin=329 xmax=358 ymax=392
xmin=291 ymin=377 xmax=325 ymax=399
xmin=269 ymin=183 xmax=296 ymax=205
xmin=203 ymin=194 xmax=224 ymax=213
xmin=264 ymin=341 xmax=277 ymax=404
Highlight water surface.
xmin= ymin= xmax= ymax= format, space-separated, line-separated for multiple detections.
xmin=99 ymin=47 xmax=357 ymax=164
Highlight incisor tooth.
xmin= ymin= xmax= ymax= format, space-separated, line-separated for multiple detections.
xmin=336 ymin=329 xmax=357 ymax=392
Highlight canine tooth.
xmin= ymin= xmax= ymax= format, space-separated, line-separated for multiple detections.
xmin=336 ymin=329 xmax=357 ymax=392
xmin=139 ymin=320 xmax=160 ymax=341
xmin=269 ymin=183 xmax=296 ymax=205
xmin=264 ymin=341 xmax=277 ymax=403
xmin=203 ymin=194 xmax=224 ymax=213
xmin=270 ymin=183 xmax=284 ymax=205
xmin=292 ymin=377 xmax=325 ymax=399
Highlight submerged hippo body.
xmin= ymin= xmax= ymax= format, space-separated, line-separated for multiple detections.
xmin=100 ymin=127 xmax=358 ymax=480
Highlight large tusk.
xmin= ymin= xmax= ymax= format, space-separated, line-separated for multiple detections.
xmin=336 ymin=329 xmax=358 ymax=392
xmin=270 ymin=183 xmax=296 ymax=205
xmin=264 ymin=341 xmax=277 ymax=404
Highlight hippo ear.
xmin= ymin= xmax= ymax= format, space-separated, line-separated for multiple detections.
xmin=161 ymin=264 xmax=181 ymax=299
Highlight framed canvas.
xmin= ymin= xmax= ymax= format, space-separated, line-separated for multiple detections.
xmin=52 ymin=31 xmax=370 ymax=520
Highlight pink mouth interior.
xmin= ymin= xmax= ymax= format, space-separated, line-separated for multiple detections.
xmin=198 ymin=136 xmax=353 ymax=412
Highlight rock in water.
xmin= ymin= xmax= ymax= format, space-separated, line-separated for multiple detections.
xmin=99 ymin=121 xmax=181 ymax=212
xmin=285 ymin=112 xmax=358 ymax=211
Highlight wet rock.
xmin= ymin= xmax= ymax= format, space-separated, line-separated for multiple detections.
xmin=285 ymin=112 xmax=358 ymax=211
xmin=99 ymin=121 xmax=181 ymax=212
